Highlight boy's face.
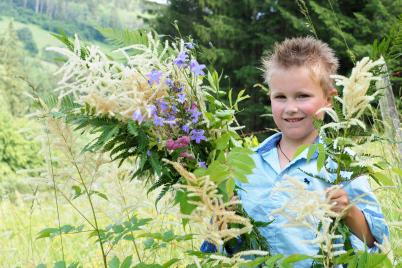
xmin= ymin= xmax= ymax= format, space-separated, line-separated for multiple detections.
xmin=269 ymin=66 xmax=332 ymax=144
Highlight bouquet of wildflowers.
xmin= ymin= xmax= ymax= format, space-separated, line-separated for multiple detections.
xmin=38 ymin=30 xmax=276 ymax=266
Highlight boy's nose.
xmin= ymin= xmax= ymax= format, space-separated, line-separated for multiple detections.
xmin=284 ymin=102 xmax=299 ymax=114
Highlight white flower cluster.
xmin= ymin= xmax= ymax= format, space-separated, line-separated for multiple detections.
xmin=271 ymin=176 xmax=345 ymax=267
xmin=47 ymin=34 xmax=199 ymax=120
xmin=318 ymin=57 xmax=385 ymax=131
xmin=164 ymin=160 xmax=253 ymax=247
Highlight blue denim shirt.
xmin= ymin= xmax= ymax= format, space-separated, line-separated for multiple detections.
xmin=201 ymin=133 xmax=389 ymax=267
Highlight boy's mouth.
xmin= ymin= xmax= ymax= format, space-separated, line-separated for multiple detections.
xmin=284 ymin=118 xmax=304 ymax=122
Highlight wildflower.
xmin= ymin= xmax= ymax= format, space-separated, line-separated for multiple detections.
xmin=171 ymin=105 xmax=178 ymax=114
xmin=179 ymin=151 xmax=195 ymax=159
xmin=174 ymin=85 xmax=184 ymax=93
xmin=182 ymin=124 xmax=190 ymax=133
xmin=163 ymin=160 xmax=253 ymax=247
xmin=190 ymin=59 xmax=206 ymax=77
xmin=166 ymin=115 xmax=177 ymax=127
xmin=177 ymin=93 xmax=186 ymax=104
xmin=153 ymin=115 xmax=164 ymax=127
xmin=157 ymin=99 xmax=169 ymax=113
xmin=190 ymin=108 xmax=202 ymax=124
xmin=132 ymin=110 xmax=144 ymax=124
xmin=190 ymin=129 xmax=207 ymax=144
xmin=173 ymin=51 xmax=188 ymax=68
xmin=177 ymin=135 xmax=190 ymax=146
xmin=147 ymin=150 xmax=152 ymax=157
xmin=147 ymin=104 xmax=158 ymax=117
xmin=165 ymin=77 xmax=173 ymax=87
xmin=198 ymin=161 xmax=207 ymax=169
xmin=185 ymin=42 xmax=194 ymax=49
xmin=331 ymin=57 xmax=384 ymax=120
xmin=166 ymin=136 xmax=190 ymax=150
xmin=166 ymin=139 xmax=176 ymax=150
xmin=147 ymin=69 xmax=163 ymax=85
xmin=271 ymin=176 xmax=345 ymax=268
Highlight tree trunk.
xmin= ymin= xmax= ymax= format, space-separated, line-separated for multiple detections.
xmin=377 ymin=63 xmax=402 ymax=162
xmin=35 ymin=0 xmax=40 ymax=13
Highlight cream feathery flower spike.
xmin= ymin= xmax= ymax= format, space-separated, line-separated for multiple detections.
xmin=331 ymin=56 xmax=385 ymax=120
xmin=47 ymin=34 xmax=171 ymax=120
xmin=163 ymin=159 xmax=253 ymax=247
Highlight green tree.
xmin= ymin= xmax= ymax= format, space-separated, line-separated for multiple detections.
xmin=0 ymin=107 xmax=43 ymax=197
xmin=16 ymin=27 xmax=39 ymax=55
xmin=153 ymin=0 xmax=401 ymax=135
xmin=0 ymin=22 xmax=30 ymax=116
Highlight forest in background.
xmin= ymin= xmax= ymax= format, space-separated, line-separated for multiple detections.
xmin=0 ymin=1 xmax=401 ymax=266
xmin=1 ymin=0 xmax=401 ymax=204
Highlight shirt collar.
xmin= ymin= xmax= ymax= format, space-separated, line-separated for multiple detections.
xmin=254 ymin=132 xmax=320 ymax=161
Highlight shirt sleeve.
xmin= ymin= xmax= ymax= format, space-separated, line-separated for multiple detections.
xmin=343 ymin=176 xmax=390 ymax=251
xmin=200 ymin=240 xmax=218 ymax=253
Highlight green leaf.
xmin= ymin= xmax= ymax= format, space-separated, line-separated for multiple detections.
xmin=53 ymin=261 xmax=66 ymax=268
xmin=149 ymin=153 xmax=162 ymax=176
xmin=162 ymin=258 xmax=180 ymax=268
xmin=281 ymin=254 xmax=311 ymax=264
xmin=357 ymin=250 xmax=368 ymax=268
xmin=67 ymin=262 xmax=80 ymax=268
xmin=225 ymin=178 xmax=236 ymax=197
xmin=71 ymin=185 xmax=83 ymax=200
xmin=36 ymin=227 xmax=59 ymax=239
xmin=316 ymin=144 xmax=326 ymax=171
xmin=306 ymin=144 xmax=318 ymax=162
xmin=206 ymin=161 xmax=230 ymax=184
xmin=175 ymin=190 xmax=197 ymax=225
xmin=36 ymin=264 xmax=47 ymax=268
xmin=121 ymin=256 xmax=133 ymax=268
xmin=372 ymin=172 xmax=394 ymax=186
xmin=215 ymin=133 xmax=231 ymax=150
xmin=134 ymin=264 xmax=163 ymax=268
xmin=264 ymin=254 xmax=284 ymax=267
xmin=127 ymin=121 xmax=139 ymax=136
xmin=108 ymin=256 xmax=120 ymax=268
xmin=99 ymin=28 xmax=149 ymax=48
xmin=239 ymin=255 xmax=271 ymax=268
xmin=215 ymin=109 xmax=235 ymax=120
xmin=90 ymin=190 xmax=109 ymax=201
xmin=293 ymin=144 xmax=309 ymax=160
xmin=143 ymin=238 xmax=155 ymax=249
xmin=162 ymin=230 xmax=175 ymax=242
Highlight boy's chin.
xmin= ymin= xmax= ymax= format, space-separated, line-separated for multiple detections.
xmin=281 ymin=130 xmax=318 ymax=143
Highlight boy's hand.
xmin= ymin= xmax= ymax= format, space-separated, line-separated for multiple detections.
xmin=326 ymin=187 xmax=351 ymax=217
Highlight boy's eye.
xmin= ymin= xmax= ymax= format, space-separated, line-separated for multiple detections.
xmin=297 ymin=94 xmax=310 ymax=98
xmin=274 ymin=95 xmax=286 ymax=99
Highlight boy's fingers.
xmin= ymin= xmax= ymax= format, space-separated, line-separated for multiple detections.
xmin=326 ymin=188 xmax=346 ymax=199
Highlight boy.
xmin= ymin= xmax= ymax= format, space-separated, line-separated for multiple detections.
xmin=201 ymin=37 xmax=389 ymax=267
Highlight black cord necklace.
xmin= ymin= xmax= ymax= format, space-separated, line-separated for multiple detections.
xmin=277 ymin=142 xmax=292 ymax=163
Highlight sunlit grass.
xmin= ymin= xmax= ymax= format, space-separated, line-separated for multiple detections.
xmin=0 ymin=178 xmax=199 ymax=267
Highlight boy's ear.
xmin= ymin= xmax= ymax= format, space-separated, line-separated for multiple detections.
xmin=326 ymin=88 xmax=338 ymax=106
xmin=328 ymin=87 xmax=338 ymax=97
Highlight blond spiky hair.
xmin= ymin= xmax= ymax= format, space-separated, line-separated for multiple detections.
xmin=262 ymin=36 xmax=339 ymax=94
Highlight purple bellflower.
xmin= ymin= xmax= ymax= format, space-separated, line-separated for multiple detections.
xmin=147 ymin=69 xmax=163 ymax=85
xmin=190 ymin=129 xmax=206 ymax=144
xmin=173 ymin=51 xmax=188 ymax=68
xmin=190 ymin=59 xmax=206 ymax=77
xmin=153 ymin=115 xmax=164 ymax=127
xmin=198 ymin=161 xmax=207 ymax=169
xmin=132 ymin=110 xmax=144 ymax=124
xmin=185 ymin=42 xmax=194 ymax=49
xmin=147 ymin=104 xmax=158 ymax=117
xmin=182 ymin=124 xmax=190 ymax=133
xmin=177 ymin=93 xmax=186 ymax=104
